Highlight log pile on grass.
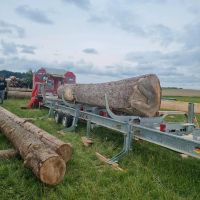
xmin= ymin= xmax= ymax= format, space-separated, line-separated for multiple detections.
xmin=7 ymin=87 xmax=32 ymax=99
xmin=0 ymin=106 xmax=72 ymax=185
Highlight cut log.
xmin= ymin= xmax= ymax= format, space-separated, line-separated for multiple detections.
xmin=8 ymin=87 xmax=32 ymax=92
xmin=23 ymin=122 xmax=72 ymax=162
xmin=58 ymin=74 xmax=161 ymax=117
xmin=0 ymin=107 xmax=26 ymax=124
xmin=7 ymin=91 xmax=31 ymax=99
xmin=0 ymin=149 xmax=18 ymax=159
xmin=0 ymin=107 xmax=72 ymax=162
xmin=0 ymin=108 xmax=66 ymax=185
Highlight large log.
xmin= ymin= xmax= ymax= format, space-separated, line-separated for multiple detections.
xmin=23 ymin=122 xmax=72 ymax=162
xmin=8 ymin=87 xmax=32 ymax=92
xmin=58 ymin=74 xmax=161 ymax=117
xmin=0 ymin=108 xmax=66 ymax=185
xmin=0 ymin=107 xmax=72 ymax=162
xmin=0 ymin=149 xmax=18 ymax=159
xmin=7 ymin=91 xmax=31 ymax=99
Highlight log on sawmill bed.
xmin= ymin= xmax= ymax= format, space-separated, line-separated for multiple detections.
xmin=58 ymin=74 xmax=161 ymax=117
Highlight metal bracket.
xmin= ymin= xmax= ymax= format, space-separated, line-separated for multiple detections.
xmin=40 ymin=83 xmax=46 ymax=102
xmin=108 ymin=123 xmax=132 ymax=164
xmin=61 ymin=92 xmax=78 ymax=108
xmin=62 ymin=108 xmax=80 ymax=132
xmin=86 ymin=120 xmax=92 ymax=138
xmin=61 ymin=92 xmax=80 ymax=132
xmin=105 ymin=94 xmax=140 ymax=123
xmin=39 ymin=101 xmax=55 ymax=120
xmin=48 ymin=101 xmax=55 ymax=118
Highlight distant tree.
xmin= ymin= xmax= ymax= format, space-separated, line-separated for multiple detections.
xmin=23 ymin=69 xmax=33 ymax=89
xmin=0 ymin=69 xmax=33 ymax=88
xmin=0 ymin=70 xmax=26 ymax=79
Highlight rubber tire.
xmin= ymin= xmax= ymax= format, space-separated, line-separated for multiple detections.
xmin=54 ymin=112 xmax=62 ymax=124
xmin=62 ymin=115 xmax=73 ymax=127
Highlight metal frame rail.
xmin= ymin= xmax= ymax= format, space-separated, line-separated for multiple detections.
xmin=43 ymin=96 xmax=200 ymax=165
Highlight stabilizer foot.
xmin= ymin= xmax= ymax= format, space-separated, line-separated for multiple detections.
xmin=81 ymin=137 xmax=93 ymax=147
xmin=96 ymin=152 xmax=124 ymax=171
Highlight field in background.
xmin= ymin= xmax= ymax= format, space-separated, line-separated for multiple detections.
xmin=162 ymin=96 xmax=200 ymax=103
xmin=1 ymin=99 xmax=200 ymax=199
xmin=162 ymin=88 xmax=200 ymax=97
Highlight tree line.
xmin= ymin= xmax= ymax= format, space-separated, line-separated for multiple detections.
xmin=0 ymin=70 xmax=33 ymax=89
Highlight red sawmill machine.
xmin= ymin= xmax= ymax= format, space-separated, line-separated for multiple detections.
xmin=28 ymin=67 xmax=76 ymax=108
xmin=28 ymin=69 xmax=200 ymax=168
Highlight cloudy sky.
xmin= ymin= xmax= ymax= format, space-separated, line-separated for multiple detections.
xmin=0 ymin=0 xmax=200 ymax=88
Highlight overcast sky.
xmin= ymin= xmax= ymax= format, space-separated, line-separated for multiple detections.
xmin=0 ymin=0 xmax=200 ymax=88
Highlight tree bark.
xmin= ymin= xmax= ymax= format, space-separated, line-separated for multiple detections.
xmin=23 ymin=122 xmax=72 ymax=162
xmin=0 ymin=108 xmax=66 ymax=185
xmin=8 ymin=87 xmax=32 ymax=92
xmin=7 ymin=91 xmax=31 ymax=99
xmin=58 ymin=74 xmax=161 ymax=117
xmin=0 ymin=149 xmax=18 ymax=159
xmin=0 ymin=107 xmax=72 ymax=162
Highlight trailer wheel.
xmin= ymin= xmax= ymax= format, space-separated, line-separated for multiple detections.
xmin=54 ymin=112 xmax=61 ymax=123
xmin=62 ymin=115 xmax=73 ymax=127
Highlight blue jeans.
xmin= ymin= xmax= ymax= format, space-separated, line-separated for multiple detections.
xmin=0 ymin=90 xmax=5 ymax=104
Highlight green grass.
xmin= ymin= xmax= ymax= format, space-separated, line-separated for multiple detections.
xmin=1 ymin=99 xmax=200 ymax=199
xmin=163 ymin=96 xmax=200 ymax=103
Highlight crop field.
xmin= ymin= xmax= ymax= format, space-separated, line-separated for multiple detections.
xmin=162 ymin=96 xmax=200 ymax=103
xmin=162 ymin=88 xmax=200 ymax=97
xmin=1 ymin=99 xmax=200 ymax=200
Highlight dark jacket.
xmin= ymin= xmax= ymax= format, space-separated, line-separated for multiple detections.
xmin=0 ymin=80 xmax=6 ymax=90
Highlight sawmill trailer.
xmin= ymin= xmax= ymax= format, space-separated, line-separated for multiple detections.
xmin=41 ymin=91 xmax=200 ymax=165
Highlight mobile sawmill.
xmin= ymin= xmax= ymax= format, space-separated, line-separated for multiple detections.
xmin=30 ymin=72 xmax=200 ymax=166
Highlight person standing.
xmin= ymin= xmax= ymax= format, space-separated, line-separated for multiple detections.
xmin=0 ymin=76 xmax=7 ymax=104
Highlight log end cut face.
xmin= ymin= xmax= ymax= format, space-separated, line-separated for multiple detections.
xmin=40 ymin=156 xmax=66 ymax=185
xmin=128 ymin=74 xmax=161 ymax=117
xmin=57 ymin=143 xmax=73 ymax=163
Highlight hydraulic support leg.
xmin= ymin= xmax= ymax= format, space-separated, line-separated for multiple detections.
xmin=39 ymin=101 xmax=55 ymax=120
xmin=86 ymin=120 xmax=92 ymax=138
xmin=108 ymin=124 xmax=132 ymax=164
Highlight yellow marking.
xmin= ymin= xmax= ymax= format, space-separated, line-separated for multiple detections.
xmin=194 ymin=147 xmax=200 ymax=154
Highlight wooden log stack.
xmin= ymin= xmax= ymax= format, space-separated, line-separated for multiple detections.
xmin=7 ymin=76 xmax=26 ymax=88
xmin=0 ymin=107 xmax=72 ymax=185
xmin=58 ymin=74 xmax=161 ymax=117
xmin=8 ymin=87 xmax=32 ymax=92
xmin=7 ymin=90 xmax=32 ymax=99
xmin=7 ymin=87 xmax=32 ymax=99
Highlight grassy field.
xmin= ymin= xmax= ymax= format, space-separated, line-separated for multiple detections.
xmin=162 ymin=88 xmax=200 ymax=97
xmin=1 ymin=99 xmax=200 ymax=199
xmin=163 ymin=96 xmax=200 ymax=103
